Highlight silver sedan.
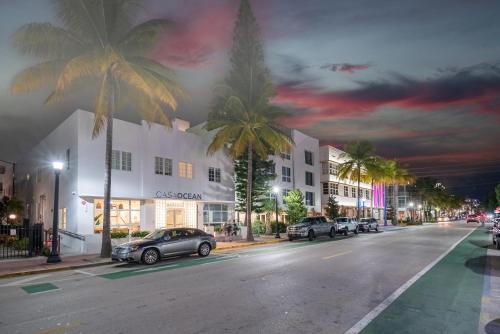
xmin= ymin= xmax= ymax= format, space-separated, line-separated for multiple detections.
xmin=112 ymin=228 xmax=217 ymax=265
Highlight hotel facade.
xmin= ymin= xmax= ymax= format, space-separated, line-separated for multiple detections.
xmin=15 ymin=110 xmax=235 ymax=253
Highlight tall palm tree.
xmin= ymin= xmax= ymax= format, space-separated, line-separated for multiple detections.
xmin=205 ymin=95 xmax=291 ymax=241
xmin=10 ymin=0 xmax=186 ymax=257
xmin=384 ymin=160 xmax=414 ymax=224
xmin=337 ymin=141 xmax=377 ymax=222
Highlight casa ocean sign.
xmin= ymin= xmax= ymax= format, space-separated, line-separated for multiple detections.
xmin=155 ymin=191 xmax=202 ymax=200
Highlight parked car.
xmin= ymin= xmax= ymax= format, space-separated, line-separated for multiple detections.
xmin=492 ymin=224 xmax=500 ymax=250
xmin=466 ymin=214 xmax=479 ymax=223
xmin=334 ymin=217 xmax=359 ymax=235
xmin=358 ymin=218 xmax=379 ymax=232
xmin=112 ymin=228 xmax=216 ymax=265
xmin=287 ymin=216 xmax=337 ymax=241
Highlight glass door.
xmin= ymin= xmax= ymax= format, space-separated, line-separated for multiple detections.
xmin=166 ymin=208 xmax=185 ymax=228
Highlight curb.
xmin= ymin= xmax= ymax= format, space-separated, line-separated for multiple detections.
xmin=0 ymin=260 xmax=114 ymax=280
xmin=1 ymin=239 xmax=287 ymax=279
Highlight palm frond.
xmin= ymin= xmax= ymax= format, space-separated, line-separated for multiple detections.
xmin=118 ymin=19 xmax=171 ymax=54
xmin=11 ymin=22 xmax=86 ymax=59
xmin=10 ymin=60 xmax=66 ymax=95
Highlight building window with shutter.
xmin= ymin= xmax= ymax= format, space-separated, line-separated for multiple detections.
xmin=305 ymin=150 xmax=313 ymax=165
xmin=121 ymin=151 xmax=132 ymax=171
xmin=179 ymin=162 xmax=193 ymax=179
xmin=305 ymin=191 xmax=314 ymax=206
xmin=344 ymin=185 xmax=349 ymax=197
xmin=164 ymin=158 xmax=172 ymax=176
xmin=155 ymin=157 xmax=164 ymax=175
xmin=282 ymin=166 xmax=291 ymax=182
xmin=112 ymin=150 xmax=121 ymax=170
xmin=305 ymin=171 xmax=314 ymax=186
xmin=208 ymin=167 xmax=221 ymax=183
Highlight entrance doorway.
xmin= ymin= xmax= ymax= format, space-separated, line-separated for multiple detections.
xmin=166 ymin=208 xmax=185 ymax=228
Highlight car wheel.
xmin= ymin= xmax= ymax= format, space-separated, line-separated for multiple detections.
xmin=330 ymin=227 xmax=336 ymax=238
xmin=496 ymin=239 xmax=500 ymax=250
xmin=343 ymin=229 xmax=348 ymax=236
xmin=308 ymin=230 xmax=315 ymax=241
xmin=366 ymin=226 xmax=370 ymax=233
xmin=142 ymin=248 xmax=159 ymax=265
xmin=354 ymin=227 xmax=359 ymax=235
xmin=198 ymin=243 xmax=211 ymax=257
xmin=375 ymin=225 xmax=379 ymax=232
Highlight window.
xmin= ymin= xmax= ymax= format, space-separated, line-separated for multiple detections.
xmin=280 ymin=149 xmax=291 ymax=160
xmin=94 ymin=199 xmax=141 ymax=233
xmin=155 ymin=157 xmax=164 ymax=175
xmin=322 ymin=162 xmax=336 ymax=175
xmin=59 ymin=208 xmax=67 ymax=230
xmin=365 ymin=190 xmax=370 ymax=200
xmin=66 ymin=149 xmax=70 ymax=170
xmin=322 ymin=182 xmax=339 ymax=195
xmin=305 ymin=171 xmax=314 ymax=186
xmin=321 ymin=162 xmax=329 ymax=175
xmin=179 ymin=161 xmax=193 ymax=179
xmin=208 ymin=167 xmax=221 ymax=183
xmin=344 ymin=185 xmax=349 ymax=197
xmin=282 ymin=166 xmax=291 ymax=182
xmin=352 ymin=188 xmax=356 ymax=198
xmin=112 ymin=150 xmax=121 ymax=170
xmin=164 ymin=158 xmax=172 ymax=176
xmin=203 ymin=203 xmax=232 ymax=225
xmin=121 ymin=151 xmax=132 ymax=171
xmin=358 ymin=188 xmax=363 ymax=198
xmin=305 ymin=191 xmax=314 ymax=206
xmin=282 ymin=188 xmax=290 ymax=204
xmin=305 ymin=150 xmax=313 ymax=165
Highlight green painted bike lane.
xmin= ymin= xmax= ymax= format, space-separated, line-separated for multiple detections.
xmin=360 ymin=227 xmax=489 ymax=334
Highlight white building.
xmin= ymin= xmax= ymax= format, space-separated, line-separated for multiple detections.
xmin=319 ymin=145 xmax=384 ymax=219
xmin=0 ymin=161 xmax=14 ymax=198
xmin=15 ymin=109 xmax=235 ymax=254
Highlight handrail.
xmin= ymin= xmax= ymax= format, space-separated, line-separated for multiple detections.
xmin=59 ymin=229 xmax=86 ymax=241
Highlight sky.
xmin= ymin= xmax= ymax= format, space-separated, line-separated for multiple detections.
xmin=0 ymin=0 xmax=499 ymax=198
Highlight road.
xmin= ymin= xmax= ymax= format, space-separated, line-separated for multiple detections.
xmin=0 ymin=221 xmax=498 ymax=334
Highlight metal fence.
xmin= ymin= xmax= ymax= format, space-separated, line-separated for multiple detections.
xmin=0 ymin=224 xmax=45 ymax=258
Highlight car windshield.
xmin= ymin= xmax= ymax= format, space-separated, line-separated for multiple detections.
xmin=337 ymin=218 xmax=348 ymax=223
xmin=144 ymin=230 xmax=166 ymax=240
xmin=360 ymin=219 xmax=370 ymax=222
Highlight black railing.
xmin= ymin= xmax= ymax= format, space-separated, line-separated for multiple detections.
xmin=0 ymin=224 xmax=45 ymax=259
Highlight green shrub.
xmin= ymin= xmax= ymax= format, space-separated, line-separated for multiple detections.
xmin=251 ymin=220 xmax=266 ymax=234
xmin=131 ymin=231 xmax=150 ymax=238
xmin=12 ymin=237 xmax=28 ymax=250
xmin=42 ymin=246 xmax=51 ymax=257
xmin=111 ymin=231 xmax=128 ymax=239
xmin=214 ymin=225 xmax=223 ymax=233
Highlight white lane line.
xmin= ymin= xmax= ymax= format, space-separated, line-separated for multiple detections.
xmin=344 ymin=227 xmax=476 ymax=334
xmin=0 ymin=274 xmax=51 ymax=287
xmin=136 ymin=264 xmax=179 ymax=272
xmin=73 ymin=269 xmax=97 ymax=276
xmin=322 ymin=251 xmax=352 ymax=260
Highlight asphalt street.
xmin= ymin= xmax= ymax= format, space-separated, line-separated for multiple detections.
xmin=0 ymin=221 xmax=495 ymax=334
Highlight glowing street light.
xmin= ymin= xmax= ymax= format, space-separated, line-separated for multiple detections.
xmin=272 ymin=186 xmax=280 ymax=239
xmin=8 ymin=213 xmax=16 ymax=220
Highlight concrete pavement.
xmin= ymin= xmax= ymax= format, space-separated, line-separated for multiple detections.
xmin=0 ymin=222 xmax=498 ymax=334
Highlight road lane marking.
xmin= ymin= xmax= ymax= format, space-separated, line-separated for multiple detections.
xmin=22 ymin=282 xmax=59 ymax=294
xmin=73 ymin=269 xmax=97 ymax=276
xmin=136 ymin=264 xmax=179 ymax=272
xmin=344 ymin=227 xmax=477 ymax=334
xmin=0 ymin=274 xmax=51 ymax=287
xmin=322 ymin=251 xmax=352 ymax=260
xmin=37 ymin=321 xmax=81 ymax=334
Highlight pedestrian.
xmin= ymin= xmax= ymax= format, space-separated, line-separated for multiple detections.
xmin=227 ymin=223 xmax=233 ymax=242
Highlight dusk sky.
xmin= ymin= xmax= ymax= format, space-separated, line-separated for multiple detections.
xmin=1 ymin=0 xmax=499 ymax=197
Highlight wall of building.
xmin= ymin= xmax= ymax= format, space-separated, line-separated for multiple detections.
xmin=0 ymin=161 xmax=14 ymax=198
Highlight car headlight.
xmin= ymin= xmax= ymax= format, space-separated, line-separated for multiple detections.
xmin=130 ymin=245 xmax=140 ymax=252
xmin=300 ymin=227 xmax=308 ymax=232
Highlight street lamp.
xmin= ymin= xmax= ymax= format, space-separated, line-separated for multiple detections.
xmin=47 ymin=161 xmax=63 ymax=263
xmin=272 ymin=186 xmax=280 ymax=239
xmin=408 ymin=202 xmax=414 ymax=221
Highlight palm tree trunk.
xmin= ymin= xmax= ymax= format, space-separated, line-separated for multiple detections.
xmin=356 ymin=165 xmax=361 ymax=221
xmin=100 ymin=80 xmax=115 ymax=258
xmin=393 ymin=182 xmax=399 ymax=225
xmin=371 ymin=178 xmax=374 ymax=218
xmin=246 ymin=143 xmax=254 ymax=241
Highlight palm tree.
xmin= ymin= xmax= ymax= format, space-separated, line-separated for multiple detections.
xmin=205 ymin=96 xmax=291 ymax=241
xmin=337 ymin=141 xmax=377 ymax=222
xmin=10 ymin=0 xmax=187 ymax=257
xmin=383 ymin=160 xmax=414 ymax=224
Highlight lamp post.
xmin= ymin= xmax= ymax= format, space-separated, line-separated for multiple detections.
xmin=272 ymin=186 xmax=280 ymax=239
xmin=47 ymin=161 xmax=63 ymax=263
xmin=408 ymin=202 xmax=414 ymax=221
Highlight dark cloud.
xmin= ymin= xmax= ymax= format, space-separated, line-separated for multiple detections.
xmin=320 ymin=63 xmax=371 ymax=73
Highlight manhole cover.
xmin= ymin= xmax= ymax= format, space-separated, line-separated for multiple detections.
xmin=485 ymin=318 xmax=500 ymax=334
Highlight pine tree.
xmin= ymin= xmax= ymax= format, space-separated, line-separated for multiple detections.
xmin=284 ymin=190 xmax=307 ymax=225
xmin=325 ymin=196 xmax=340 ymax=220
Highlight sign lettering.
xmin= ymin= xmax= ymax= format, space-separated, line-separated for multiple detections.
xmin=155 ymin=191 xmax=202 ymax=200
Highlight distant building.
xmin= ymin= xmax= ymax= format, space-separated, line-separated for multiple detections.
xmin=319 ymin=145 xmax=384 ymax=219
xmin=0 ymin=161 xmax=14 ymax=198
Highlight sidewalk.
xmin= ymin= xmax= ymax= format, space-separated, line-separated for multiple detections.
xmin=0 ymin=236 xmax=285 ymax=279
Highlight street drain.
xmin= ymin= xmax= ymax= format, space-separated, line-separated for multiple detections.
xmin=485 ymin=318 xmax=500 ymax=334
